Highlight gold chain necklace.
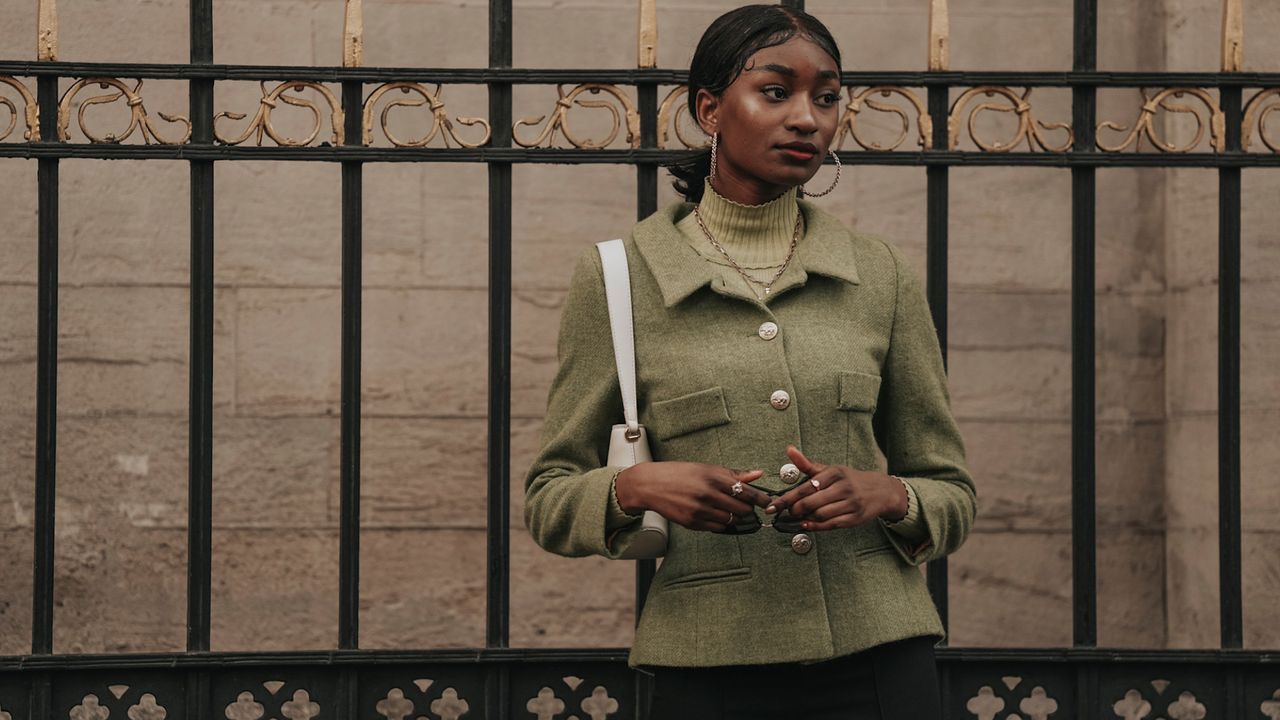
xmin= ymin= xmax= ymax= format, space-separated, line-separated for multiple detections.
xmin=692 ymin=205 xmax=802 ymax=299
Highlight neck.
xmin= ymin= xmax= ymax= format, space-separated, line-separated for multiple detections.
xmin=708 ymin=171 xmax=793 ymax=206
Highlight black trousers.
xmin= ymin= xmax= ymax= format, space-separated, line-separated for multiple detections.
xmin=642 ymin=636 xmax=941 ymax=720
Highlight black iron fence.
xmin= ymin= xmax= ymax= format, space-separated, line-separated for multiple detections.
xmin=1 ymin=0 xmax=1278 ymax=717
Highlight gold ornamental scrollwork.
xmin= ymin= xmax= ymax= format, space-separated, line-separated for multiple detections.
xmin=513 ymin=84 xmax=640 ymax=149
xmin=948 ymin=86 xmax=1072 ymax=152
xmin=656 ymin=86 xmax=708 ymax=150
xmin=0 ymin=76 xmax=40 ymax=142
xmin=835 ymin=86 xmax=932 ymax=151
xmin=215 ymin=81 xmax=343 ymax=147
xmin=1242 ymin=88 xmax=1280 ymax=153
xmin=57 ymin=78 xmax=190 ymax=144
xmin=1096 ymin=88 xmax=1224 ymax=153
xmin=362 ymin=82 xmax=490 ymax=148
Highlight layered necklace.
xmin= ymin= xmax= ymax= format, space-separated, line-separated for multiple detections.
xmin=691 ymin=204 xmax=803 ymax=300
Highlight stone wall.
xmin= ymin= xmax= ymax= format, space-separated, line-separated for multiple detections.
xmin=0 ymin=0 xmax=1277 ymax=655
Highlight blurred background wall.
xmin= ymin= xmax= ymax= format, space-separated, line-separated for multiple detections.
xmin=0 ymin=0 xmax=1277 ymax=655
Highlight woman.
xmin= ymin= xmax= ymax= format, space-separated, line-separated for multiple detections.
xmin=524 ymin=5 xmax=976 ymax=719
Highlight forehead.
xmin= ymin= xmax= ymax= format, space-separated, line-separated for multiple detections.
xmin=743 ymin=36 xmax=840 ymax=77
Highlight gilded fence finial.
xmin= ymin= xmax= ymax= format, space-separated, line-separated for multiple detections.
xmin=343 ymin=0 xmax=363 ymax=68
xmin=1221 ymin=0 xmax=1243 ymax=72
xmin=928 ymin=0 xmax=949 ymax=71
xmin=638 ymin=0 xmax=657 ymax=69
xmin=37 ymin=0 xmax=58 ymax=61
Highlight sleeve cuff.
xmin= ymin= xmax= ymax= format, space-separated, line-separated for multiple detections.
xmin=606 ymin=469 xmax=645 ymax=531
xmin=880 ymin=479 xmax=931 ymax=540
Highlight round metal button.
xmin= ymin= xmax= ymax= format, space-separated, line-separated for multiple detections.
xmin=790 ymin=533 xmax=814 ymax=555
xmin=770 ymin=390 xmax=791 ymax=410
xmin=757 ymin=321 xmax=779 ymax=341
xmin=780 ymin=463 xmax=801 ymax=483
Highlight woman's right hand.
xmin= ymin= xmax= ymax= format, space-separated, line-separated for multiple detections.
xmin=614 ymin=462 xmax=771 ymax=531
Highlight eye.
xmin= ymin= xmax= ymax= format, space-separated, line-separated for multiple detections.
xmin=817 ymin=91 xmax=842 ymax=107
xmin=762 ymin=86 xmax=787 ymax=101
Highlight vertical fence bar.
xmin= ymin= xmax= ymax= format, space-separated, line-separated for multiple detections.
xmin=1218 ymin=88 xmax=1243 ymax=651
xmin=924 ymin=0 xmax=951 ymax=632
xmin=486 ymin=2 xmax=514 ymax=716
xmin=1217 ymin=0 xmax=1244 ymax=655
xmin=338 ymin=79 xmax=363 ymax=651
xmin=32 ymin=69 xmax=59 ymax=660
xmin=924 ymin=109 xmax=949 ymax=635
xmin=780 ymin=0 xmax=804 ymax=10
xmin=486 ymin=0 xmax=513 ymax=654
xmin=187 ymin=0 xmax=216 ymax=656
xmin=1071 ymin=0 xmax=1098 ymax=650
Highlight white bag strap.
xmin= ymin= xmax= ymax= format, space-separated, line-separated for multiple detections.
xmin=595 ymin=239 xmax=640 ymax=437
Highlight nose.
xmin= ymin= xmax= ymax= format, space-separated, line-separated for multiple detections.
xmin=785 ymin=94 xmax=820 ymax=135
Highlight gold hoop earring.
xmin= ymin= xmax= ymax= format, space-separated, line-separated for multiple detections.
xmin=802 ymin=150 xmax=841 ymax=197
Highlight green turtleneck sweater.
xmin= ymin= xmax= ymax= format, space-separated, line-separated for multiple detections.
xmin=675 ymin=179 xmax=802 ymax=300
xmin=613 ymin=177 xmax=925 ymax=536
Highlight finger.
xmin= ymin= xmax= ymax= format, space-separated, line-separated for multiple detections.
xmin=724 ymin=469 xmax=773 ymax=508
xmin=699 ymin=493 xmax=757 ymax=520
xmin=767 ymin=467 xmax=839 ymax=515
xmin=691 ymin=507 xmax=742 ymax=533
xmin=800 ymin=512 xmax=871 ymax=531
xmin=788 ymin=475 xmax=850 ymax=516
xmin=786 ymin=444 xmax=826 ymax=476
xmin=804 ymin=496 xmax=864 ymax=522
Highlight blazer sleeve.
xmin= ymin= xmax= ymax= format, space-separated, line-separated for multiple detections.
xmin=873 ymin=243 xmax=978 ymax=566
xmin=524 ymin=249 xmax=646 ymax=559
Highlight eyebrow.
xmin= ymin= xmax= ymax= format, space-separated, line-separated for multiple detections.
xmin=750 ymin=63 xmax=840 ymax=81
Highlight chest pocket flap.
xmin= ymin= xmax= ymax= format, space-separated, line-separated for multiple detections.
xmin=649 ymin=386 xmax=731 ymax=440
xmin=837 ymin=371 xmax=881 ymax=413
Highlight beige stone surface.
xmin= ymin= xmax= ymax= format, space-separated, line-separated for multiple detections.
xmin=358 ymin=417 xmax=488 ymax=528
xmin=509 ymin=529 xmax=635 ymax=649
xmin=210 ymin=528 xmax=339 ymax=651
xmin=1164 ymin=527 xmax=1219 ymax=648
xmin=213 ymin=417 xmax=338 ymax=529
xmin=949 ymin=531 xmax=1073 ymax=647
xmin=951 ymin=529 xmax=1168 ymax=649
xmin=362 ymin=288 xmax=489 ymax=416
xmin=58 ymin=161 xmax=191 ymax=285
xmin=1243 ymin=532 xmax=1280 ymax=649
xmin=0 ymin=159 xmax=37 ymax=284
xmin=53 ymin=526 xmax=188 ymax=653
xmin=1096 ymin=530 xmax=1168 ymax=648
xmin=0 ymin=529 xmax=33 ymax=656
xmin=2 ymin=0 xmax=1279 ymax=658
xmin=359 ymin=529 xmax=487 ymax=649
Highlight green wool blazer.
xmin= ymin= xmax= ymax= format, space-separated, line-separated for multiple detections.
xmin=524 ymin=199 xmax=977 ymax=668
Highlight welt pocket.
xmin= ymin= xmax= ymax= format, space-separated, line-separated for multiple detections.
xmin=649 ymin=386 xmax=731 ymax=440
xmin=855 ymin=543 xmax=894 ymax=558
xmin=661 ymin=566 xmax=752 ymax=591
xmin=836 ymin=371 xmax=882 ymax=413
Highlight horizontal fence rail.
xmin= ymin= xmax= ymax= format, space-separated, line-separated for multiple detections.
xmin=2 ymin=0 xmax=1275 ymax=717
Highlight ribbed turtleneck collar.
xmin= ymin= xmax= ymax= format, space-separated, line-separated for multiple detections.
xmin=684 ymin=178 xmax=800 ymax=268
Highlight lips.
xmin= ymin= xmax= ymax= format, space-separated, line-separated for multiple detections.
xmin=776 ymin=142 xmax=819 ymax=161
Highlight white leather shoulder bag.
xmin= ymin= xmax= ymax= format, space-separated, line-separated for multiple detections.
xmin=596 ymin=239 xmax=669 ymax=559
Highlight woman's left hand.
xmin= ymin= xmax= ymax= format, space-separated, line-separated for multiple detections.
xmin=766 ymin=445 xmax=908 ymax=530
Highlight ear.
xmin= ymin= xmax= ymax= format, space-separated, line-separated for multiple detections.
xmin=694 ymin=88 xmax=719 ymax=136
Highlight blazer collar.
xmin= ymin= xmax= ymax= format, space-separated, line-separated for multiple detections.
xmin=632 ymin=199 xmax=862 ymax=308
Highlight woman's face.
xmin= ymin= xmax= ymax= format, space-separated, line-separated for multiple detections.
xmin=696 ymin=36 xmax=842 ymax=204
